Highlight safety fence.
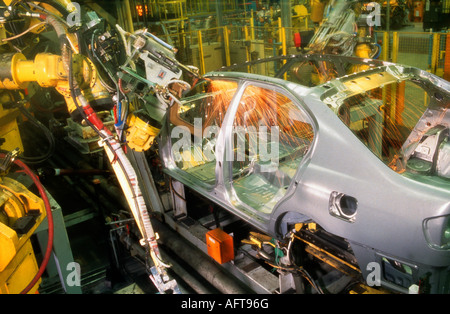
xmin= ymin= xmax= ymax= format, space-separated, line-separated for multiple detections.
xmin=137 ymin=18 xmax=450 ymax=80
xmin=154 ymin=24 xmax=449 ymax=79
xmin=158 ymin=23 xmax=303 ymax=75
xmin=376 ymin=31 xmax=449 ymax=78
xmin=114 ymin=0 xmax=449 ymax=79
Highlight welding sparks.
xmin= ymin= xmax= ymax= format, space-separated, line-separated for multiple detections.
xmin=339 ymin=79 xmax=432 ymax=171
xmin=171 ymin=79 xmax=314 ymax=179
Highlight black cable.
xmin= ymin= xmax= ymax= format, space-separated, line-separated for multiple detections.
xmin=89 ymin=30 xmax=116 ymax=92
xmin=66 ymin=41 xmax=154 ymax=250
xmin=17 ymin=104 xmax=56 ymax=164
xmin=67 ymin=45 xmax=104 ymax=139
xmin=17 ymin=2 xmax=32 ymax=14
xmin=286 ymin=235 xmax=325 ymax=294
xmin=169 ymin=177 xmax=186 ymax=202
xmin=6 ymin=19 xmax=25 ymax=47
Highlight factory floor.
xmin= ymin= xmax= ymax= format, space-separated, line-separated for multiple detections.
xmin=28 ymin=150 xmax=157 ymax=294
xmin=35 ymin=217 xmax=157 ymax=294
xmin=68 ymin=220 xmax=155 ymax=294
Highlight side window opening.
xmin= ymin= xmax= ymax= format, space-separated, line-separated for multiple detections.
xmin=230 ymin=85 xmax=315 ymax=214
xmin=169 ymin=79 xmax=238 ymax=185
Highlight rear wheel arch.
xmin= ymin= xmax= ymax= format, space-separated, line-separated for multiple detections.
xmin=274 ymin=211 xmax=312 ymax=239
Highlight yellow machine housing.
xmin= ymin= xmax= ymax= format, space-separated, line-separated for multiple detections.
xmin=0 ymin=92 xmax=24 ymax=152
xmin=0 ymin=176 xmax=46 ymax=294
xmin=2 ymin=0 xmax=74 ymax=12
xmin=126 ymin=113 xmax=160 ymax=152
xmin=310 ymin=0 xmax=327 ymax=23
xmin=0 ymin=52 xmax=111 ymax=116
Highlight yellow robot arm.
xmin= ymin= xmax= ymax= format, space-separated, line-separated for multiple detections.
xmin=0 ymin=52 xmax=110 ymax=117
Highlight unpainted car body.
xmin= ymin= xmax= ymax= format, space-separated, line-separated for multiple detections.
xmin=158 ymin=54 xmax=450 ymax=293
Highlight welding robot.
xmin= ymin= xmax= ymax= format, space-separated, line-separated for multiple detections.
xmin=0 ymin=0 xmax=199 ymax=294
xmin=308 ymin=0 xmax=381 ymax=60
xmin=290 ymin=0 xmax=381 ymax=85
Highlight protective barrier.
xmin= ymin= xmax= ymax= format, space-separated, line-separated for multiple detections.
xmin=115 ymin=0 xmax=449 ymax=78
xmin=164 ymin=25 xmax=448 ymax=78
xmin=375 ymin=30 xmax=447 ymax=77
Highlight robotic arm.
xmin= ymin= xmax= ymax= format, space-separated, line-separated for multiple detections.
xmin=0 ymin=0 xmax=197 ymax=294
xmin=308 ymin=0 xmax=380 ymax=61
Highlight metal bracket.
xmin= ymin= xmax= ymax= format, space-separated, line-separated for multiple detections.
xmin=149 ymin=266 xmax=181 ymax=294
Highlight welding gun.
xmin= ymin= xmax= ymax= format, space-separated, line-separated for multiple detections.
xmin=0 ymin=0 xmax=196 ymax=294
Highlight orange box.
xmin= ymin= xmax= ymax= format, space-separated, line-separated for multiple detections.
xmin=206 ymin=228 xmax=234 ymax=264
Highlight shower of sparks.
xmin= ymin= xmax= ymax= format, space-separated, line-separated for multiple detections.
xmin=179 ymin=71 xmax=434 ymax=179
xmin=205 ymin=82 xmax=314 ymax=160
xmin=342 ymin=81 xmax=430 ymax=170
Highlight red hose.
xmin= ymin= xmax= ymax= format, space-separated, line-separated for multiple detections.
xmin=1 ymin=156 xmax=54 ymax=294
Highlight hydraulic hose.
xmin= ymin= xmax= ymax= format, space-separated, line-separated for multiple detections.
xmin=17 ymin=104 xmax=56 ymax=165
xmin=36 ymin=8 xmax=170 ymax=289
xmin=17 ymin=157 xmax=54 ymax=294
xmin=0 ymin=153 xmax=54 ymax=294
xmin=61 ymin=23 xmax=165 ymax=274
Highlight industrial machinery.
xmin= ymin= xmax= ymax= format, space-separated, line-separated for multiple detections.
xmin=0 ymin=149 xmax=51 ymax=294
xmin=307 ymin=0 xmax=381 ymax=60
xmin=0 ymin=0 xmax=200 ymax=294
xmin=180 ymin=53 xmax=450 ymax=294
xmin=0 ymin=0 xmax=449 ymax=296
xmin=423 ymin=0 xmax=444 ymax=31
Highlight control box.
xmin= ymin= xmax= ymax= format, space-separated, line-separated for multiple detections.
xmin=206 ymin=228 xmax=234 ymax=264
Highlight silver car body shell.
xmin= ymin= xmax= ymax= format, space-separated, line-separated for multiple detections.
xmin=158 ymin=55 xmax=450 ymax=293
